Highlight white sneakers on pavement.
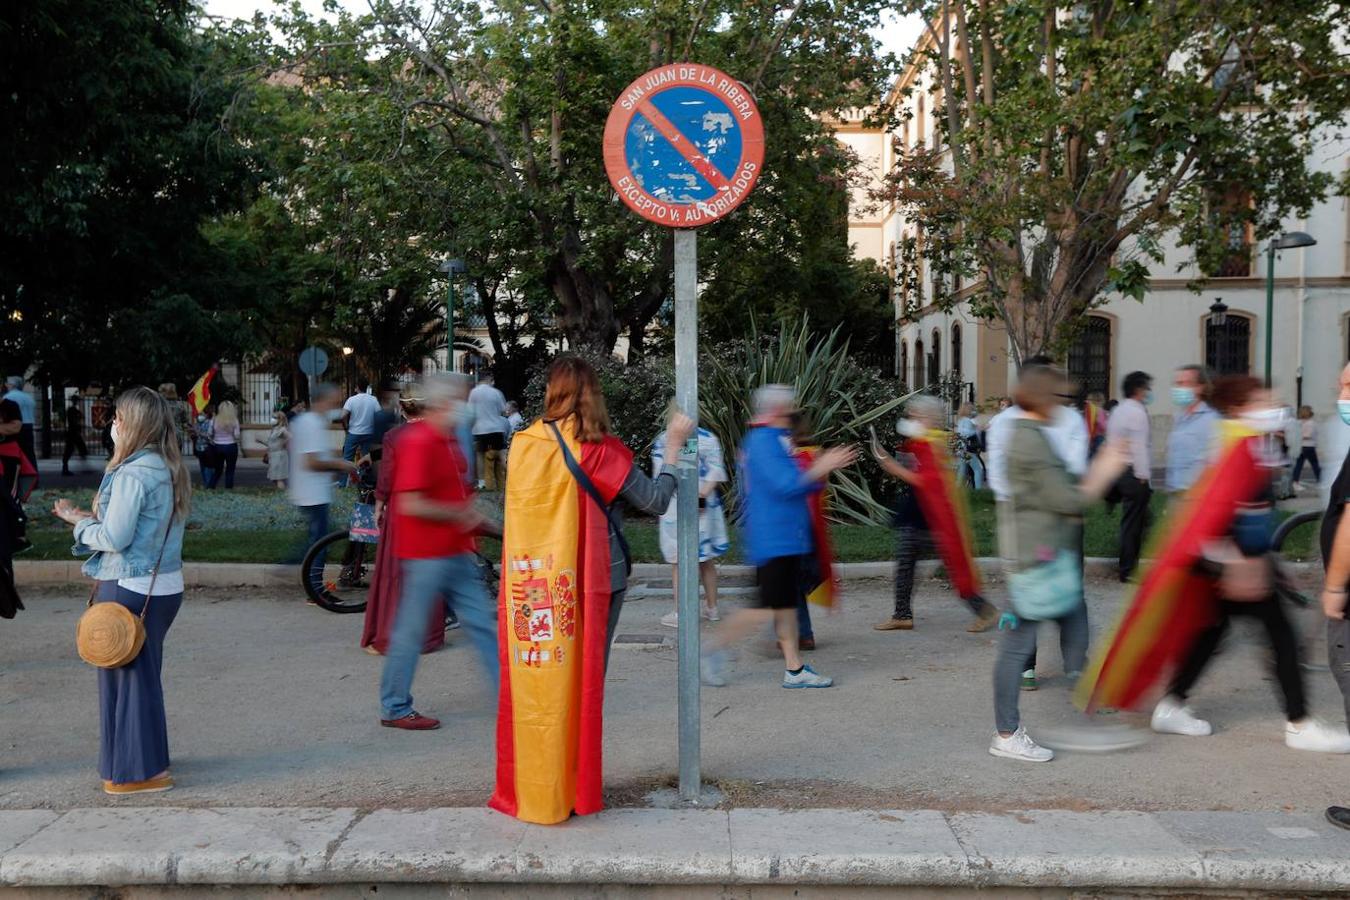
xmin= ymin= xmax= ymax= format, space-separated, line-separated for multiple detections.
xmin=1285 ymin=718 xmax=1350 ymax=753
xmin=661 ymin=606 xmax=721 ymax=628
xmin=989 ymin=726 xmax=1054 ymax=762
xmin=782 ymin=665 xmax=833 ymax=689
xmin=1151 ymin=696 xmax=1213 ymax=737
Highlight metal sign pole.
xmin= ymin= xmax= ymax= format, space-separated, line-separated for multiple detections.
xmin=673 ymin=227 xmax=701 ymax=802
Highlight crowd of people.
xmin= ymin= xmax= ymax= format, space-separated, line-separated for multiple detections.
xmin=9 ymin=351 xmax=1349 ymax=831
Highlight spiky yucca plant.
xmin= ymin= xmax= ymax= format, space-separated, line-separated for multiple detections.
xmin=700 ymin=317 xmax=913 ymax=525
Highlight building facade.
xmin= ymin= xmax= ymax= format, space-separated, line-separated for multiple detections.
xmin=839 ymin=28 xmax=1350 ymax=457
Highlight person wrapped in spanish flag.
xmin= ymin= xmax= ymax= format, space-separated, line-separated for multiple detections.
xmin=491 ymin=357 xmax=693 ymax=825
xmin=1078 ymin=375 xmax=1350 ymax=754
xmin=871 ymin=395 xmax=999 ymax=632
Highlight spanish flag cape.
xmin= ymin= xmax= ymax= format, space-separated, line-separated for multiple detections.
xmin=1076 ymin=420 xmax=1268 ymax=712
xmin=489 ymin=417 xmax=633 ymax=825
xmin=1084 ymin=402 xmax=1106 ymax=443
xmin=791 ymin=446 xmax=838 ymax=608
xmin=904 ymin=429 xmax=981 ymax=599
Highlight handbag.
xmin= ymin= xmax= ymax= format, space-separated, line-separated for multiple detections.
xmin=1007 ymin=550 xmax=1081 ymax=621
xmin=76 ymin=520 xmax=173 ymax=669
xmin=547 ymin=421 xmax=632 ymax=576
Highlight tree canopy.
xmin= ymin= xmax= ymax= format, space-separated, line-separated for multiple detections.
xmin=883 ymin=0 xmax=1350 ymax=363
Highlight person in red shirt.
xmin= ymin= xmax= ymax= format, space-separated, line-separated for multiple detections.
xmin=379 ymin=373 xmax=497 ymax=731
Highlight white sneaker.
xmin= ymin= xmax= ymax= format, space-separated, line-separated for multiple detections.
xmin=660 ymin=610 xmax=679 ymax=629
xmin=1285 ymin=718 xmax=1350 ymax=753
xmin=703 ymin=605 xmax=721 ymax=622
xmin=989 ymin=726 xmax=1054 ymax=762
xmin=1151 ymin=696 xmax=1213 ymax=736
xmin=782 ymin=664 xmax=833 ymax=689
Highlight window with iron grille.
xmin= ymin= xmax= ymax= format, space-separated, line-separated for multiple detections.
xmin=1067 ymin=314 xmax=1112 ymax=399
xmin=951 ymin=323 xmax=963 ymax=380
xmin=928 ymin=329 xmax=942 ymax=386
xmin=1206 ymin=314 xmax=1251 ymax=375
xmin=914 ymin=339 xmax=926 ymax=388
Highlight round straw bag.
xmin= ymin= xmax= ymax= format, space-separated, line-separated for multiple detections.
xmin=77 ymin=599 xmax=147 ymax=668
xmin=76 ymin=520 xmax=172 ymax=670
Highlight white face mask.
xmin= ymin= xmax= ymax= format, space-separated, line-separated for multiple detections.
xmin=1242 ymin=407 xmax=1289 ymax=434
xmin=896 ymin=418 xmax=926 ymax=438
xmin=109 ymin=422 xmax=120 ymax=446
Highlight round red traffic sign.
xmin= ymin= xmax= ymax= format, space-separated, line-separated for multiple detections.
xmin=603 ymin=63 xmax=764 ymax=227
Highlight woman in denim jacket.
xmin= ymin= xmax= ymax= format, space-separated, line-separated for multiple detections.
xmin=53 ymin=386 xmax=190 ymax=795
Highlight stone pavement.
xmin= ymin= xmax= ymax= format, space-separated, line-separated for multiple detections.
xmin=4 ymin=576 xmax=1349 ymax=894
xmin=1 ymin=806 xmax=1348 ymax=893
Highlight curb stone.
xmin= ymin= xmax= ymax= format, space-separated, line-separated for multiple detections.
xmin=13 ymin=558 xmax=1321 ymax=590
xmin=1 ymin=807 xmax=1347 ymax=891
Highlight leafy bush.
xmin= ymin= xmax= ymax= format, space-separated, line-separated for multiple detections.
xmin=522 ymin=352 xmax=675 ymax=471
xmin=700 ymin=317 xmax=911 ymax=525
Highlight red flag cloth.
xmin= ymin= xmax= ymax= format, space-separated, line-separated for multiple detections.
xmin=904 ymin=430 xmax=981 ymax=599
xmin=0 ymin=441 xmax=37 ymax=501
xmin=187 ymin=366 xmax=217 ymax=417
xmin=1076 ymin=422 xmax=1269 ymax=712
xmin=490 ymin=419 xmax=632 ymax=824
xmin=791 ymin=446 xmax=838 ymax=607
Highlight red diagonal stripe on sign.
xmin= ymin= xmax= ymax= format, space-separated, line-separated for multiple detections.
xmin=635 ymin=98 xmax=732 ymax=194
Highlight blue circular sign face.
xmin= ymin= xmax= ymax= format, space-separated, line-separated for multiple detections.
xmin=604 ymin=64 xmax=765 ymax=226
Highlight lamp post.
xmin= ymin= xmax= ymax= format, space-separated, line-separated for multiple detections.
xmin=439 ymin=256 xmax=468 ymax=372
xmin=1263 ymin=231 xmax=1316 ymax=388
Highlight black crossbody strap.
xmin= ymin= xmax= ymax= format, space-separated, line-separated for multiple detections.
xmin=547 ymin=421 xmax=632 ymax=577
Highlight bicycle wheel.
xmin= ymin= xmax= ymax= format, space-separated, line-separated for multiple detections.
xmin=302 ymin=530 xmax=374 ymax=613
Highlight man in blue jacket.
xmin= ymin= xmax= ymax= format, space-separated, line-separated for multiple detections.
xmin=702 ymin=384 xmax=856 ymax=688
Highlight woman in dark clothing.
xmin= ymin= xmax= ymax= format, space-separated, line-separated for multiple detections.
xmin=1150 ymin=376 xmax=1350 ymax=753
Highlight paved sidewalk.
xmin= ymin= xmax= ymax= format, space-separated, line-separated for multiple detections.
xmin=1 ymin=806 xmax=1347 ymax=892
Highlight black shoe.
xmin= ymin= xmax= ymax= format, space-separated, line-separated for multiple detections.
xmin=61 ymin=469 xmax=73 ymax=476
xmin=1328 ymin=807 xmax=1350 ymax=831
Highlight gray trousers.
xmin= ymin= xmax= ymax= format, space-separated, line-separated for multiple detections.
xmin=993 ymin=601 xmax=1090 ymax=734
xmin=1331 ymin=617 xmax=1350 ymax=726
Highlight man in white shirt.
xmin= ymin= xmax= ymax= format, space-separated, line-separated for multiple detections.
xmin=289 ymin=384 xmax=357 ymax=588
xmin=1105 ymin=370 xmax=1154 ymax=582
xmin=467 ymin=372 xmax=508 ymax=490
xmin=340 ymin=381 xmax=381 ymax=466
xmin=986 ymin=357 xmax=1089 ymax=690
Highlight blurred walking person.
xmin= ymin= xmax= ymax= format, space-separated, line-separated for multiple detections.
xmin=2 ymin=376 xmax=36 ymax=474
xmin=873 ymin=396 xmax=998 ymax=633
xmin=1317 ymin=365 xmax=1350 ymax=740
xmin=469 ymin=372 xmax=508 ymax=490
xmin=203 ymin=401 xmax=240 ymax=490
xmin=287 ymin=385 xmax=356 ymax=590
xmin=379 ymin=375 xmax=494 ymax=730
xmin=361 ymin=396 xmax=446 ymax=656
xmin=1083 ymin=376 xmax=1348 ymax=754
xmin=1293 ymin=405 xmax=1321 ymax=487
xmin=1106 ymin=371 xmax=1154 ymax=581
xmin=51 ymin=387 xmax=191 ymax=794
xmin=700 ymin=384 xmax=854 ymax=690
xmin=62 ymin=398 xmax=87 ymax=476
xmin=990 ymin=366 xmax=1126 ymax=762
xmin=491 ymin=357 xmax=691 ymax=824
xmin=656 ymin=420 xmax=729 ymax=628
xmin=987 ymin=355 xmax=1090 ymax=690
xmin=1164 ymin=365 xmax=1219 ymax=497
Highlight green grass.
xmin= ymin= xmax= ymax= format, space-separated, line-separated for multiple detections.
xmin=20 ymin=488 xmax=1319 ymax=565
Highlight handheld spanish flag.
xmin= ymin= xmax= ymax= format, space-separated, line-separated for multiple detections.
xmin=187 ymin=365 xmax=218 ymax=417
xmin=905 ymin=429 xmax=981 ymax=600
xmin=490 ymin=418 xmax=633 ymax=825
xmin=1076 ymin=421 xmax=1268 ymax=712
xmin=792 ymin=446 xmax=839 ymax=608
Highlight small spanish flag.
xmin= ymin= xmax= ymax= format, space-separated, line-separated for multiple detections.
xmin=187 ymin=365 xmax=218 ymax=417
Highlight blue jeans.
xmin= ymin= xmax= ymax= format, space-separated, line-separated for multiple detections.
xmin=343 ymin=432 xmax=374 ymax=463
xmin=993 ymin=600 xmax=1089 ymax=734
xmin=286 ymin=504 xmax=330 ymax=579
xmin=380 ymin=553 xmax=499 ymax=720
xmin=204 ymin=444 xmax=238 ymax=489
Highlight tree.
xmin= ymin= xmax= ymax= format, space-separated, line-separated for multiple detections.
xmin=882 ymin=1 xmax=1350 ymax=363
xmin=0 ymin=0 xmax=255 ymax=386
xmin=249 ymin=0 xmax=895 ymax=357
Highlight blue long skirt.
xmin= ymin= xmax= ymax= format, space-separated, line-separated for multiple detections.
xmin=95 ymin=581 xmax=182 ymax=784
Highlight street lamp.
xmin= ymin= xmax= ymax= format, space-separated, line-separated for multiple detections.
xmin=1263 ymin=231 xmax=1316 ymax=388
xmin=1207 ymin=298 xmax=1228 ymax=327
xmin=439 ymin=256 xmax=468 ymax=372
